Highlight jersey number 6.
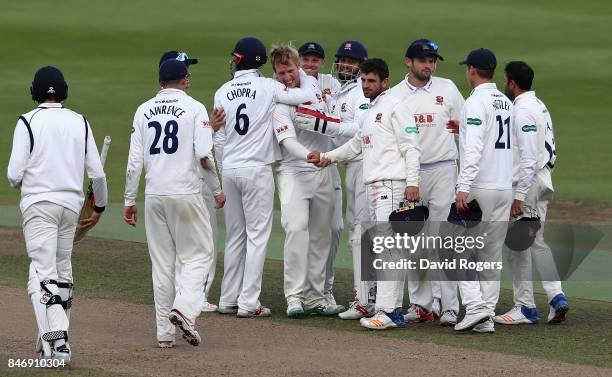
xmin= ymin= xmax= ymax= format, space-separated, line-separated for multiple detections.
xmin=149 ymin=120 xmax=179 ymax=155
xmin=234 ymin=103 xmax=250 ymax=136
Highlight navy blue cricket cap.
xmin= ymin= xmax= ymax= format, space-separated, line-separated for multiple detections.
xmin=459 ymin=48 xmax=496 ymax=70
xmin=159 ymin=51 xmax=198 ymax=67
xmin=298 ymin=42 xmax=325 ymax=59
xmin=159 ymin=59 xmax=188 ymax=82
xmin=405 ymin=39 xmax=444 ymax=61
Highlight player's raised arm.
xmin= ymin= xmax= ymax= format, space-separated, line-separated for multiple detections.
xmin=456 ymin=100 xmax=487 ymax=194
xmin=7 ymin=117 xmax=31 ymax=188
xmin=84 ymin=121 xmax=108 ymax=211
xmin=124 ymin=111 xmax=145 ymax=207
xmin=271 ymin=70 xmax=317 ymax=105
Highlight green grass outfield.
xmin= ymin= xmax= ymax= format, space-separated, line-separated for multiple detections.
xmin=1 ymin=232 xmax=611 ymax=368
xmin=0 ymin=0 xmax=611 ymax=203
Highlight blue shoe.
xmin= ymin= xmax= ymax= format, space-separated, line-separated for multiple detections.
xmin=494 ymin=305 xmax=539 ymax=325
xmin=548 ymin=293 xmax=569 ymax=324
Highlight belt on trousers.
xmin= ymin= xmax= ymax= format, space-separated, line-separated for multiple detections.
xmin=420 ymin=159 xmax=456 ymax=171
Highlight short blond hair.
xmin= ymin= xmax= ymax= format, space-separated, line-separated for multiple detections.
xmin=270 ymin=43 xmax=299 ymax=71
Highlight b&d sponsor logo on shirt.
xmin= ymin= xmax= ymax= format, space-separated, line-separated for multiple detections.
xmin=466 ymin=118 xmax=482 ymax=126
xmin=375 ymin=113 xmax=383 ymax=123
xmin=522 ymin=124 xmax=537 ymax=132
xmin=414 ymin=113 xmax=435 ymax=128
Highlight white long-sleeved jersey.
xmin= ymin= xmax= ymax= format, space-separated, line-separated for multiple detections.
xmin=512 ymin=91 xmax=557 ymax=200
xmin=124 ymin=88 xmax=213 ymax=206
xmin=323 ymin=90 xmax=420 ymax=185
xmin=389 ymin=75 xmax=464 ymax=164
xmin=328 ymin=80 xmax=370 ymax=156
xmin=457 ymin=82 xmax=514 ymax=193
xmin=273 ymin=79 xmax=330 ymax=174
xmin=213 ymin=69 xmax=316 ymax=171
xmin=317 ymin=73 xmax=341 ymax=106
xmin=7 ymin=103 xmax=108 ymax=214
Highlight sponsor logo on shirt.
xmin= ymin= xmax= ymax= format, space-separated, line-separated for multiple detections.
xmin=404 ymin=125 xmax=418 ymax=134
xmin=341 ymin=103 xmax=347 ymax=112
xmin=414 ymin=113 xmax=435 ymax=128
xmin=322 ymin=88 xmax=332 ymax=96
xmin=466 ymin=118 xmax=482 ymax=126
xmin=359 ymin=103 xmax=369 ymax=110
xmin=436 ymin=96 xmax=444 ymax=105
xmin=202 ymin=120 xmax=211 ymax=128
xmin=276 ymin=125 xmax=289 ymax=134
xmin=375 ymin=113 xmax=383 ymax=123
xmin=362 ymin=134 xmax=373 ymax=148
xmin=522 ymin=124 xmax=537 ymax=132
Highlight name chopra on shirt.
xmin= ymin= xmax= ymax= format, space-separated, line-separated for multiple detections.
xmin=226 ymin=87 xmax=257 ymax=101
xmin=144 ymin=105 xmax=186 ymax=120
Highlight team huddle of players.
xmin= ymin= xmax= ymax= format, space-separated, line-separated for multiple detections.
xmin=7 ymin=35 xmax=572 ymax=363
xmin=123 ymin=37 xmax=570 ymax=347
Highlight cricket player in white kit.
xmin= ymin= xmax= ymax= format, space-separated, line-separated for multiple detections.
xmin=312 ymin=58 xmax=420 ymax=330
xmin=8 ymin=66 xmax=108 ymax=363
xmin=269 ymin=44 xmax=344 ymax=317
xmin=158 ymin=51 xmax=225 ymax=313
xmin=212 ymin=37 xmax=316 ymax=317
xmin=389 ymin=39 xmax=464 ymax=326
xmin=300 ymin=40 xmax=373 ymax=319
xmin=494 ymin=61 xmax=569 ymax=325
xmin=453 ymin=49 xmax=514 ymax=333
xmin=297 ymin=42 xmax=344 ymax=308
xmin=124 ymin=60 xmax=215 ymax=347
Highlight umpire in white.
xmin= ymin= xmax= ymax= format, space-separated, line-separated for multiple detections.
xmin=7 ymin=66 xmax=108 ymax=363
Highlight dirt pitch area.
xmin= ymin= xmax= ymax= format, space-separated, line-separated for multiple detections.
xmin=1 ymin=202 xmax=611 ymax=377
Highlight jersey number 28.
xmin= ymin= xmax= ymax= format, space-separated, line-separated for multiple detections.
xmin=149 ymin=120 xmax=178 ymax=155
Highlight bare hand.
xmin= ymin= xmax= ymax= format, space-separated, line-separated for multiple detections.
xmin=123 ymin=205 xmax=138 ymax=227
xmin=211 ymin=108 xmax=226 ymax=132
xmin=510 ymin=199 xmax=524 ymax=219
xmin=404 ymin=186 xmax=420 ymax=202
xmin=307 ymin=151 xmax=321 ymax=164
xmin=317 ymin=157 xmax=332 ymax=168
xmin=455 ymin=191 xmax=469 ymax=212
xmin=446 ymin=119 xmax=459 ymax=134
xmin=79 ymin=211 xmax=102 ymax=232
xmin=214 ymin=193 xmax=226 ymax=209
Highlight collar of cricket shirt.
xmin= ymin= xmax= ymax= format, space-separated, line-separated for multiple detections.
xmin=158 ymin=88 xmax=186 ymax=96
xmin=369 ymin=89 xmax=389 ymax=106
xmin=470 ymin=82 xmax=497 ymax=96
xmin=37 ymin=102 xmax=63 ymax=109
xmin=404 ymin=74 xmax=433 ymax=93
xmin=513 ymin=90 xmax=536 ymax=105
xmin=234 ymin=69 xmax=263 ymax=79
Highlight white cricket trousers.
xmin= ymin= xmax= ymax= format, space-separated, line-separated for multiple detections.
xmin=23 ymin=201 xmax=78 ymax=335
xmin=278 ymin=168 xmax=334 ymax=308
xmin=408 ymin=161 xmax=459 ymax=312
xmin=345 ymin=160 xmax=373 ymax=304
xmin=367 ymin=180 xmax=406 ymax=313
xmin=458 ymin=188 xmax=512 ymax=317
xmin=201 ymin=183 xmax=219 ymax=300
xmin=219 ymin=165 xmax=274 ymax=312
xmin=145 ymin=194 xmax=213 ymax=342
xmin=324 ymin=164 xmax=344 ymax=297
xmin=508 ymin=172 xmax=563 ymax=307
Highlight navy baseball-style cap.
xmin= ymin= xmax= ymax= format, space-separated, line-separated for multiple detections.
xmin=459 ymin=48 xmax=496 ymax=70
xmin=335 ymin=40 xmax=368 ymax=61
xmin=405 ymin=39 xmax=444 ymax=61
xmin=159 ymin=59 xmax=188 ymax=81
xmin=298 ymin=42 xmax=325 ymax=58
xmin=159 ymin=51 xmax=198 ymax=67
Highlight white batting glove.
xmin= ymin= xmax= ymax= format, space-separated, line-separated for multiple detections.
xmin=295 ymin=105 xmax=341 ymax=136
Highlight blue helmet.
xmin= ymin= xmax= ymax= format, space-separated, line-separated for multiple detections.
xmin=30 ymin=66 xmax=68 ymax=103
xmin=335 ymin=40 xmax=368 ymax=61
xmin=232 ymin=37 xmax=267 ymax=68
